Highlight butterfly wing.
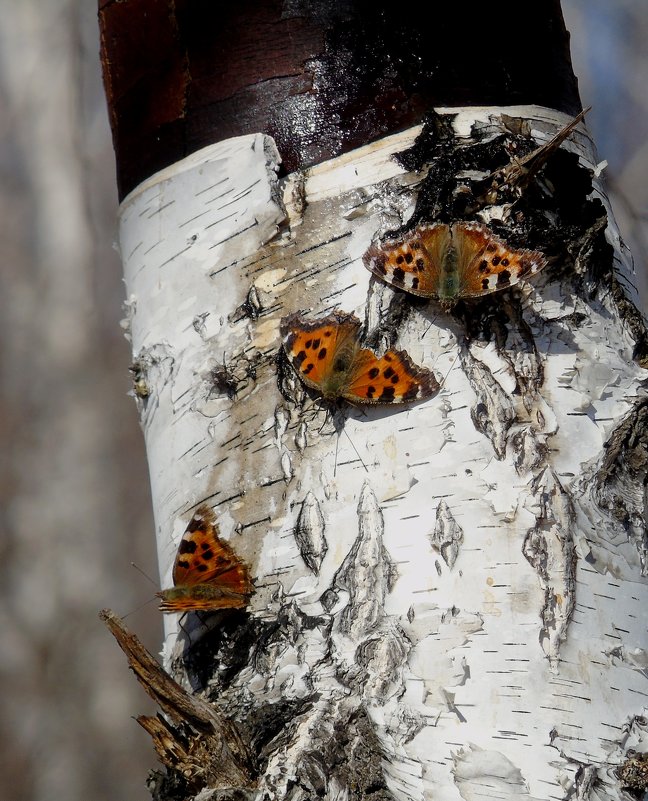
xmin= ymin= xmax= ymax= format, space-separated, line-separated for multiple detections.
xmin=363 ymin=223 xmax=450 ymax=298
xmin=343 ymin=348 xmax=439 ymax=404
xmin=451 ymin=222 xmax=547 ymax=298
xmin=280 ymin=311 xmax=361 ymax=400
xmin=158 ymin=505 xmax=252 ymax=613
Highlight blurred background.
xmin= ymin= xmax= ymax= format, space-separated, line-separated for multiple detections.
xmin=0 ymin=2 xmax=645 ymax=800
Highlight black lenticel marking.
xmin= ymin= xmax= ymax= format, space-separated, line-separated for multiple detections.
xmin=491 ymin=256 xmax=501 ymax=266
xmin=312 ymin=338 xmax=320 ymax=349
xmin=200 ymin=542 xmax=211 ymax=551
xmin=384 ymin=354 xmax=393 ymax=362
xmin=481 ymin=278 xmax=490 ymax=289
xmin=202 ymin=549 xmax=214 ymax=561
xmin=367 ymin=385 xmax=376 ymax=398
xmin=368 ymin=367 xmax=380 ymax=379
xmin=404 ymin=252 xmax=413 ymax=264
xmin=416 ymin=258 xmax=425 ymax=269
xmin=179 ymin=539 xmax=198 ymax=554
xmin=197 ymin=563 xmax=208 ymax=572
xmin=324 ymin=330 xmax=332 ymax=337
xmin=294 ymin=350 xmax=307 ymax=368
xmin=396 ymin=255 xmax=404 ymax=264
xmin=501 ymin=258 xmax=509 ymax=267
xmin=383 ymin=366 xmax=395 ymax=378
xmin=379 ymin=386 xmax=396 ymax=401
xmin=305 ymin=339 xmax=312 ymax=349
xmin=393 ymin=267 xmax=405 ymax=284
xmin=412 ymin=277 xmax=420 ymax=290
xmin=496 ymin=269 xmax=511 ymax=286
xmin=390 ymin=373 xmax=399 ymax=384
xmin=478 ymin=260 xmax=489 ymax=273
xmin=178 ymin=559 xmax=190 ymax=569
xmin=304 ymin=363 xmax=314 ymax=374
xmin=318 ymin=347 xmax=327 ymax=360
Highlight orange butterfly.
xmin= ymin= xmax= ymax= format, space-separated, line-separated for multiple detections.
xmin=157 ymin=505 xmax=253 ymax=614
xmin=280 ymin=310 xmax=439 ymax=404
xmin=363 ymin=221 xmax=546 ymax=306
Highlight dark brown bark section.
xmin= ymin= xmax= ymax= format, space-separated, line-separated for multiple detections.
xmin=99 ymin=0 xmax=581 ymax=200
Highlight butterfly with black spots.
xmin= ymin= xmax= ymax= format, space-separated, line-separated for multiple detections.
xmin=157 ymin=505 xmax=253 ymax=613
xmin=280 ymin=310 xmax=439 ymax=405
xmin=363 ymin=221 xmax=546 ymax=308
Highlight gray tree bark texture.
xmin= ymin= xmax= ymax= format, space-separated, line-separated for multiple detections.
xmin=114 ymin=106 xmax=648 ymax=801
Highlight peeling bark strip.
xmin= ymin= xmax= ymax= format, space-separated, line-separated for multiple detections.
xmin=595 ymin=399 xmax=648 ymax=576
xmin=453 ymin=744 xmax=538 ymax=800
xmin=430 ymin=500 xmax=464 ymax=569
xmin=522 ymin=470 xmax=576 ymax=665
xmin=293 ymin=491 xmax=327 ymax=574
xmin=331 ymin=483 xmax=395 ymax=639
xmin=117 ymin=108 xmax=648 ymax=801
xmin=462 ymin=347 xmax=517 ymax=460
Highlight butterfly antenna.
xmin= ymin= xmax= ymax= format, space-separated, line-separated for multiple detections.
xmin=130 ymin=561 xmax=158 ymax=588
xmin=122 ymin=594 xmax=158 ymax=620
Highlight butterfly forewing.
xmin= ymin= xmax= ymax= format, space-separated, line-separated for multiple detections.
xmin=344 ymin=348 xmax=440 ymax=404
xmin=453 ymin=223 xmax=547 ymax=297
xmin=363 ymin=224 xmax=447 ymax=297
xmin=280 ymin=311 xmax=360 ymax=395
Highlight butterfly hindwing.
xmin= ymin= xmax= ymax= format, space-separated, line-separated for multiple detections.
xmin=344 ymin=348 xmax=440 ymax=404
xmin=453 ymin=222 xmax=547 ymax=297
xmin=363 ymin=223 xmax=448 ymax=297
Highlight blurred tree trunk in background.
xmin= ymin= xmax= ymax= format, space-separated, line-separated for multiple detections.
xmin=0 ymin=3 xmax=159 ymax=801
xmin=100 ymin=3 xmax=648 ymax=801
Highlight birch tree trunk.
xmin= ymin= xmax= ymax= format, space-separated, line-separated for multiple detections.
xmin=101 ymin=4 xmax=648 ymax=800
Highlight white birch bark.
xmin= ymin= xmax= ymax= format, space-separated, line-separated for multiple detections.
xmin=118 ymin=105 xmax=648 ymax=800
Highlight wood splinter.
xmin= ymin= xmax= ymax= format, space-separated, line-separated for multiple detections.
xmin=99 ymin=609 xmax=254 ymax=791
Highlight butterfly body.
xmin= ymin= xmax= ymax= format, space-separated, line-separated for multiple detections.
xmin=158 ymin=584 xmax=248 ymax=613
xmin=281 ymin=310 xmax=439 ymax=405
xmin=363 ymin=221 xmax=546 ymax=305
xmin=157 ymin=505 xmax=253 ymax=614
